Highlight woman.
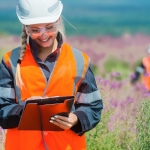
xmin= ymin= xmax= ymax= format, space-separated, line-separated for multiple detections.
xmin=0 ymin=0 xmax=103 ymax=149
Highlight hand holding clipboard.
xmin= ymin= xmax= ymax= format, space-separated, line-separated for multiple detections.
xmin=18 ymin=96 xmax=74 ymax=131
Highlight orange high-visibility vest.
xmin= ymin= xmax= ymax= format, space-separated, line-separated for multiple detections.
xmin=3 ymin=43 xmax=89 ymax=150
xmin=142 ymin=56 xmax=150 ymax=91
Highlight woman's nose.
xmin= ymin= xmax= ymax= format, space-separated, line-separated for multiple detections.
xmin=40 ymin=32 xmax=48 ymax=38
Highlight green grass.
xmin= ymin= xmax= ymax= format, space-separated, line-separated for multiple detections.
xmin=103 ymin=56 xmax=130 ymax=79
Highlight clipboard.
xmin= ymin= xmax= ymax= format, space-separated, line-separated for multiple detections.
xmin=18 ymin=96 xmax=74 ymax=131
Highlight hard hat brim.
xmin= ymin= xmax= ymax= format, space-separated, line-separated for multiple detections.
xmin=17 ymin=3 xmax=63 ymax=25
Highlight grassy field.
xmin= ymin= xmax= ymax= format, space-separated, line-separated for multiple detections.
xmin=1 ymin=34 xmax=150 ymax=149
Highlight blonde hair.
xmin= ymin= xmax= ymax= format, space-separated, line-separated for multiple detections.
xmin=15 ymin=17 xmax=66 ymax=89
xmin=15 ymin=26 xmax=27 ymax=89
xmin=59 ymin=17 xmax=66 ymax=41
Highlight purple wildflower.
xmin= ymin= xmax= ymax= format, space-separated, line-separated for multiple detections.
xmin=143 ymin=91 xmax=150 ymax=97
xmin=110 ymin=72 xmax=116 ymax=77
xmin=95 ymin=76 xmax=102 ymax=85
xmin=126 ymin=96 xmax=134 ymax=103
xmin=116 ymin=72 xmax=121 ymax=77
xmin=102 ymin=79 xmax=110 ymax=86
xmin=117 ymin=82 xmax=123 ymax=88
xmin=120 ymin=100 xmax=126 ymax=109
xmin=110 ymin=99 xmax=118 ymax=107
xmin=107 ymin=122 xmax=114 ymax=132
xmin=130 ymin=73 xmax=136 ymax=79
xmin=110 ymin=81 xmax=117 ymax=89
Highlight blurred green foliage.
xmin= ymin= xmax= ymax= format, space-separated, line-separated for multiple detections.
xmin=104 ymin=56 xmax=130 ymax=79
xmin=0 ymin=49 xmax=7 ymax=61
xmin=91 ymin=64 xmax=100 ymax=75
xmin=135 ymin=100 xmax=150 ymax=150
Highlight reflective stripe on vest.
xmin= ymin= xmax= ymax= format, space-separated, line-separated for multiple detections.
xmin=3 ymin=47 xmax=22 ymax=102
xmin=3 ymin=43 xmax=89 ymax=150
xmin=142 ymin=57 xmax=150 ymax=90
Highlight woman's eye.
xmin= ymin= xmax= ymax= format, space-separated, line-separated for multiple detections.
xmin=46 ymin=26 xmax=53 ymax=30
xmin=32 ymin=29 xmax=39 ymax=32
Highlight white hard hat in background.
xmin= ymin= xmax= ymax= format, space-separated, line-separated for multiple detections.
xmin=147 ymin=44 xmax=150 ymax=54
xmin=16 ymin=0 xmax=63 ymax=25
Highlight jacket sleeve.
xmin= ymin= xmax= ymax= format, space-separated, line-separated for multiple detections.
xmin=131 ymin=62 xmax=145 ymax=84
xmin=0 ymin=59 xmax=24 ymax=129
xmin=71 ymin=65 xmax=103 ymax=136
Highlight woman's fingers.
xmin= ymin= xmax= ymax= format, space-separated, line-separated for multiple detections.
xmin=27 ymin=96 xmax=42 ymax=100
xmin=50 ymin=118 xmax=71 ymax=130
xmin=49 ymin=113 xmax=78 ymax=130
xmin=27 ymin=96 xmax=49 ymax=100
xmin=53 ymin=115 xmax=69 ymax=122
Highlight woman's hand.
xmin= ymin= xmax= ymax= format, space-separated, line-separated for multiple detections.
xmin=50 ymin=113 xmax=78 ymax=130
xmin=26 ymin=96 xmax=48 ymax=100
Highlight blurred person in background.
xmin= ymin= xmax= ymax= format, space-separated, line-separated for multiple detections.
xmin=131 ymin=44 xmax=150 ymax=91
xmin=0 ymin=0 xmax=103 ymax=150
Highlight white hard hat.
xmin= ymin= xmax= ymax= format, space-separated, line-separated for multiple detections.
xmin=16 ymin=0 xmax=63 ymax=25
xmin=147 ymin=44 xmax=150 ymax=54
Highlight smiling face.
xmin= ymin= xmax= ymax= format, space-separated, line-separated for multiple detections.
xmin=25 ymin=20 xmax=60 ymax=48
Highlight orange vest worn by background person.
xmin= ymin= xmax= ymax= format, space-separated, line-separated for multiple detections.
xmin=142 ymin=56 xmax=150 ymax=91
xmin=3 ymin=43 xmax=89 ymax=150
